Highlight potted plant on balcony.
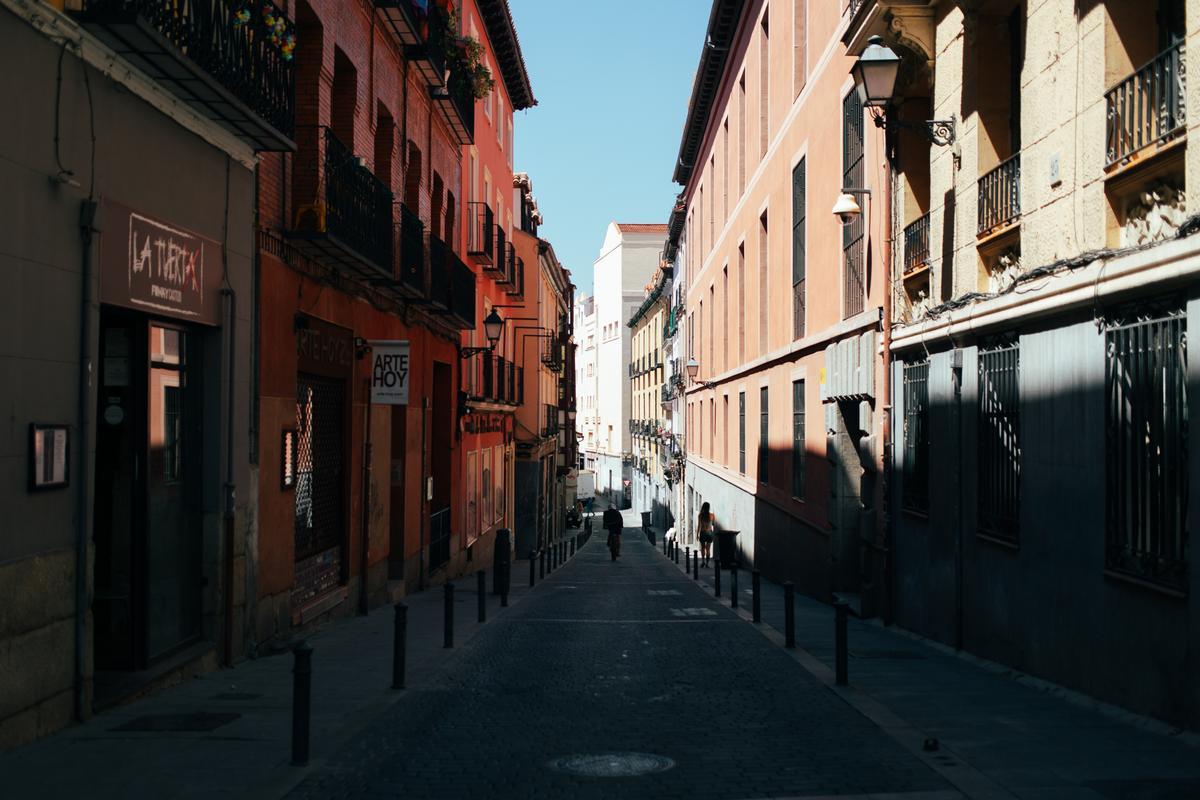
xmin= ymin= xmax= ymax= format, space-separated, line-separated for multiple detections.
xmin=443 ymin=7 xmax=495 ymax=99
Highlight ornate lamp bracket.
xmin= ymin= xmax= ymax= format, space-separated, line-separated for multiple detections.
xmin=872 ymin=110 xmax=956 ymax=147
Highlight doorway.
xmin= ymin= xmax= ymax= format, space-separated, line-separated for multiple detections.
xmin=94 ymin=313 xmax=203 ymax=677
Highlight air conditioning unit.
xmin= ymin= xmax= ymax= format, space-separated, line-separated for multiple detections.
xmin=294 ymin=204 xmax=327 ymax=233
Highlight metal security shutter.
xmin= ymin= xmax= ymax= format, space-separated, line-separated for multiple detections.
xmin=293 ymin=373 xmax=346 ymax=607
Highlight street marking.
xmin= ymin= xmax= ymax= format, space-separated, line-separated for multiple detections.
xmin=669 ymin=607 xmax=717 ymax=617
xmin=646 ymin=589 xmax=682 ymax=596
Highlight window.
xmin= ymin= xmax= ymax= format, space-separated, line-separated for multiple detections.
xmin=758 ymin=387 xmax=770 ymax=484
xmin=793 ymin=0 xmax=806 ymax=97
xmin=738 ymin=243 xmax=745 ymax=362
xmin=722 ymin=265 xmax=729 ymax=371
xmin=792 ymin=380 xmax=805 ymax=498
xmin=708 ymin=285 xmax=714 ymax=377
xmin=709 ymin=156 xmax=716 ymax=246
xmin=842 ymin=88 xmax=865 ymax=318
xmin=724 ymin=395 xmax=730 ymax=464
xmin=738 ymin=73 xmax=747 ymax=195
xmin=759 ymin=8 xmax=769 ymax=157
xmin=1105 ymin=308 xmax=1188 ymax=591
xmin=792 ymin=158 xmax=806 ymax=340
xmin=759 ymin=212 xmax=769 ymax=355
xmin=902 ymin=360 xmax=929 ymax=514
xmin=738 ymin=391 xmax=746 ymax=474
xmin=978 ymin=340 xmax=1020 ymax=542
xmin=723 ymin=120 xmax=729 ymax=221
xmin=710 ymin=398 xmax=715 ymax=457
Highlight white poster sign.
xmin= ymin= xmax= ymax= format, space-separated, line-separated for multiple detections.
xmin=369 ymin=340 xmax=411 ymax=405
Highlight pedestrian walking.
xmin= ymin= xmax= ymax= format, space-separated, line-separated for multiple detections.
xmin=697 ymin=502 xmax=714 ymax=567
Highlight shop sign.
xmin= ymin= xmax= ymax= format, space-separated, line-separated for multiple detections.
xmin=368 ymin=340 xmax=410 ymax=405
xmin=100 ymin=202 xmax=222 ymax=325
xmin=296 ymin=315 xmax=353 ymax=377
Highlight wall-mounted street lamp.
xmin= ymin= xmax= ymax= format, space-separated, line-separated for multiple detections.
xmin=832 ymin=187 xmax=872 ymax=225
xmin=685 ymin=358 xmax=716 ymax=390
xmin=460 ymin=309 xmax=505 ymax=359
xmin=853 ymin=36 xmax=955 ymax=147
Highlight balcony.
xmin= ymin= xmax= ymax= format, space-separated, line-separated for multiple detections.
xmin=394 ymin=201 xmax=426 ymax=297
xmin=904 ymin=213 xmax=930 ymax=274
xmin=504 ymin=256 xmax=524 ymax=298
xmin=376 ymin=0 xmax=447 ymax=88
xmin=290 ymin=128 xmax=393 ymax=276
xmin=542 ymin=338 xmax=562 ymax=372
xmin=76 ymin=0 xmax=296 ymax=151
xmin=977 ymin=153 xmax=1021 ymax=236
xmin=496 ymin=242 xmax=516 ymax=287
xmin=467 ymin=201 xmax=495 ymax=267
xmin=428 ymin=234 xmax=475 ymax=330
xmin=433 ymin=68 xmax=475 ymax=145
xmin=1106 ymin=42 xmax=1186 ymax=168
xmin=486 ymin=226 xmax=507 ymax=276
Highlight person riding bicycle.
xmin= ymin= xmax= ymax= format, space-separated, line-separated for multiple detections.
xmin=602 ymin=506 xmax=623 ymax=560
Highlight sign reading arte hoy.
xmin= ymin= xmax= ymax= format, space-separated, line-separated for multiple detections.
xmin=369 ymin=340 xmax=410 ymax=405
xmin=100 ymin=202 xmax=223 ymax=325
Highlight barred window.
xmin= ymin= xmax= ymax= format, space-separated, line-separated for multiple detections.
xmin=902 ymin=360 xmax=930 ymax=514
xmin=739 ymin=391 xmax=746 ymax=474
xmin=759 ymin=386 xmax=770 ymax=484
xmin=792 ymin=158 xmax=806 ymax=340
xmin=1105 ymin=309 xmax=1188 ymax=592
xmin=978 ymin=341 xmax=1020 ymax=542
xmin=792 ymin=380 xmax=805 ymax=499
xmin=842 ymin=88 xmax=865 ymax=318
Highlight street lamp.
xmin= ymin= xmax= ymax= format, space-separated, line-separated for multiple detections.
xmin=566 ymin=408 xmax=576 ymax=423
xmin=685 ymin=358 xmax=715 ymax=389
xmin=460 ymin=309 xmax=504 ymax=358
xmin=852 ymin=36 xmax=955 ymax=147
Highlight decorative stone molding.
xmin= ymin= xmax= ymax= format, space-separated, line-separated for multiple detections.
xmin=887 ymin=6 xmax=936 ymax=64
xmin=1123 ymin=183 xmax=1188 ymax=246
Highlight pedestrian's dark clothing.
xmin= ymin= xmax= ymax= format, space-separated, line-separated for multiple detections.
xmin=603 ymin=507 xmax=623 ymax=532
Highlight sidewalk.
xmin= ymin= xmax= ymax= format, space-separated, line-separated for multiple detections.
xmin=652 ymin=543 xmax=1200 ymax=800
xmin=0 ymin=534 xmax=588 ymax=799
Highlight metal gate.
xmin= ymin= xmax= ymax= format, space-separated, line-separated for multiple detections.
xmin=293 ymin=372 xmax=346 ymax=608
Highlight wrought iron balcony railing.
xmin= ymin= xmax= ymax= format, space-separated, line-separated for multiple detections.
xmin=467 ymin=202 xmax=494 ymax=264
xmin=977 ymin=153 xmax=1021 ymax=235
xmin=504 ymin=256 xmax=525 ymax=298
xmin=379 ymin=0 xmax=447 ymax=87
xmin=497 ymin=242 xmax=516 ymax=286
xmin=1106 ymin=41 xmax=1186 ymax=167
xmin=489 ymin=226 xmax=508 ymax=275
xmin=429 ymin=233 xmax=450 ymax=312
xmin=291 ymin=128 xmax=393 ymax=275
xmin=77 ymin=0 xmax=296 ymax=151
xmin=447 ymin=249 xmax=476 ymax=330
xmin=433 ymin=67 xmax=475 ymax=145
xmin=904 ymin=213 xmax=930 ymax=273
xmin=396 ymin=201 xmax=425 ymax=296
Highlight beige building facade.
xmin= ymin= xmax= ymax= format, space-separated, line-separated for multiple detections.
xmin=628 ymin=267 xmax=671 ymax=527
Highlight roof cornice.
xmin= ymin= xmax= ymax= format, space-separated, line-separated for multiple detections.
xmin=478 ymin=0 xmax=536 ymax=110
xmin=672 ymin=0 xmax=746 ymax=185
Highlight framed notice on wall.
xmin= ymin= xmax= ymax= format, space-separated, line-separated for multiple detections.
xmin=29 ymin=424 xmax=69 ymax=491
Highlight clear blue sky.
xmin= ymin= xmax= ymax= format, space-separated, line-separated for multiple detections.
xmin=509 ymin=0 xmax=710 ymax=295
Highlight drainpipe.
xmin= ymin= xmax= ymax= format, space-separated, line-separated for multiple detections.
xmin=75 ymin=198 xmax=99 ymax=721
xmin=880 ymin=157 xmax=894 ymax=626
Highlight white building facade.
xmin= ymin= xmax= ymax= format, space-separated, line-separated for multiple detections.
xmin=573 ymin=293 xmax=598 ymax=468
xmin=592 ymin=222 xmax=664 ymax=508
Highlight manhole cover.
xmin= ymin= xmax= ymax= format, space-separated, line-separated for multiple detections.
xmin=548 ymin=752 xmax=675 ymax=777
xmin=111 ymin=712 xmax=240 ymax=732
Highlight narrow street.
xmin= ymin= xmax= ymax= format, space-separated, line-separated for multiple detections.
xmin=289 ymin=517 xmax=945 ymax=799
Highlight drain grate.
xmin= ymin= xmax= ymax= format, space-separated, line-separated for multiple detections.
xmin=111 ymin=712 xmax=240 ymax=732
xmin=548 ymin=752 xmax=675 ymax=777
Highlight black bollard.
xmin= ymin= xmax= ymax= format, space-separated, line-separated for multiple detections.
xmin=443 ymin=582 xmax=454 ymax=649
xmin=835 ymin=599 xmax=849 ymax=686
xmin=539 ymin=548 xmax=546 ymax=579
xmin=784 ymin=581 xmax=795 ymax=649
xmin=685 ymin=546 xmax=690 ymax=572
xmin=291 ymin=641 xmax=312 ymax=766
xmin=693 ymin=550 xmax=699 ymax=580
xmin=714 ymin=560 xmax=722 ymax=598
xmin=731 ymin=567 xmax=739 ymax=608
xmin=477 ymin=570 xmax=486 ymax=623
xmin=392 ymin=602 xmax=407 ymax=690
xmin=752 ymin=570 xmax=761 ymax=623
xmin=529 ymin=552 xmax=536 ymax=587
xmin=675 ymin=542 xmax=680 ymax=564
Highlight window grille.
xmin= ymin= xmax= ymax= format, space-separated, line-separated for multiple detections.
xmin=294 ymin=373 xmax=346 ymax=606
xmin=759 ymin=386 xmax=770 ymax=484
xmin=902 ymin=361 xmax=929 ymax=514
xmin=739 ymin=391 xmax=746 ymax=474
xmin=792 ymin=158 xmax=806 ymax=340
xmin=842 ymin=89 xmax=865 ymax=318
xmin=978 ymin=341 xmax=1020 ymax=541
xmin=792 ymin=380 xmax=805 ymax=498
xmin=1105 ymin=309 xmax=1188 ymax=591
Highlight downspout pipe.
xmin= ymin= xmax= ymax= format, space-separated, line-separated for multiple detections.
xmin=76 ymin=198 xmax=99 ymax=721
xmin=880 ymin=158 xmax=894 ymax=626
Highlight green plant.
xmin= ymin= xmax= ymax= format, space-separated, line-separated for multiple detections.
xmin=443 ymin=7 xmax=495 ymax=100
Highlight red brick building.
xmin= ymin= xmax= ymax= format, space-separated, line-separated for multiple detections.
xmin=254 ymin=0 xmax=486 ymax=645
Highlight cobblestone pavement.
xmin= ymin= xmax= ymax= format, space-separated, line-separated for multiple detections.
xmin=288 ymin=524 xmax=950 ymax=800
